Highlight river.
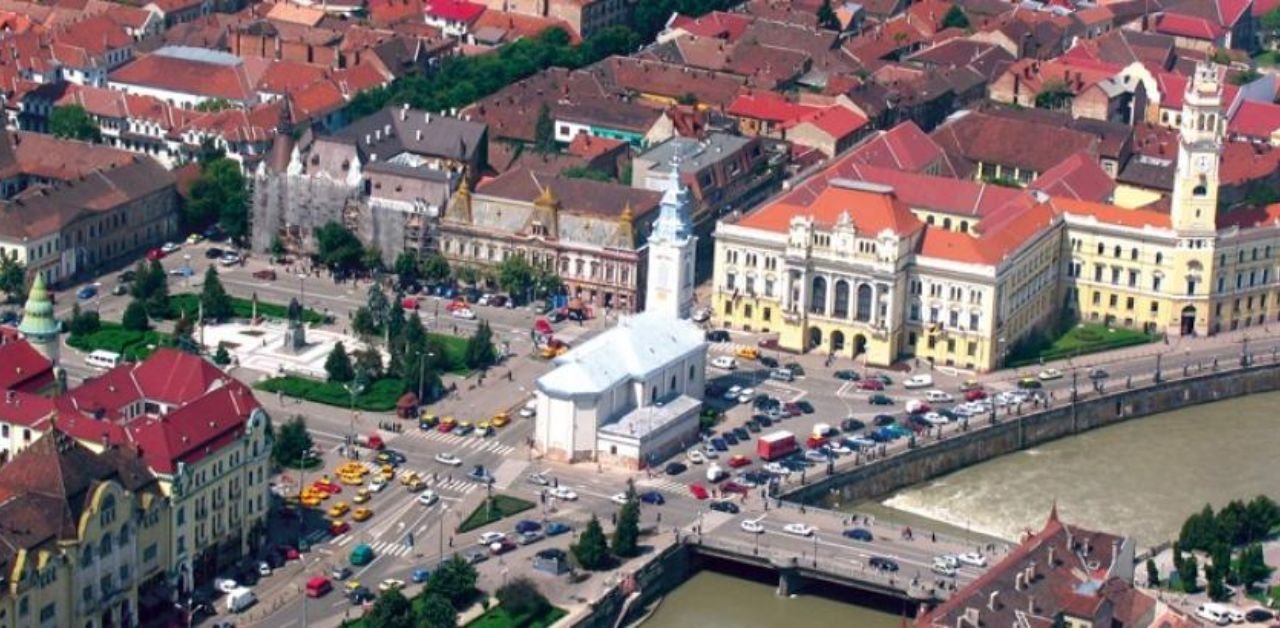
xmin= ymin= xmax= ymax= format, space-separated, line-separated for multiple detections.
xmin=645 ymin=392 xmax=1279 ymax=626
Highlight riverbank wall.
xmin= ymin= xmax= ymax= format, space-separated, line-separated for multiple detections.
xmin=566 ymin=541 xmax=694 ymax=628
xmin=784 ymin=361 xmax=1280 ymax=505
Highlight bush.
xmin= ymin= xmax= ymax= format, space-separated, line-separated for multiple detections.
xmin=255 ymin=375 xmax=406 ymax=412
xmin=122 ymin=299 xmax=149 ymax=331
xmin=496 ymin=578 xmax=550 ymax=620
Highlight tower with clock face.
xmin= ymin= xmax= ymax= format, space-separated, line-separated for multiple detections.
xmin=645 ymin=166 xmax=697 ymax=320
xmin=1171 ymin=63 xmax=1224 ymax=234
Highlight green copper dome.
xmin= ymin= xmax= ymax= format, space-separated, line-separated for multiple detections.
xmin=18 ymin=274 xmax=59 ymax=339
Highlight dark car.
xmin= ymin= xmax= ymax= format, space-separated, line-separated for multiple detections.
xmin=705 ymin=330 xmax=731 ymax=342
xmin=873 ymin=414 xmax=897 ymax=426
xmin=462 ymin=547 xmax=490 ymax=564
xmin=117 ymin=270 xmax=137 ymax=283
xmin=742 ymin=470 xmax=771 ymax=485
xmin=835 ymin=370 xmax=860 ymax=381
xmin=545 ymin=522 xmax=572 ymax=536
xmin=755 ymin=415 xmax=773 ymax=427
xmin=1245 ymin=609 xmax=1273 ymax=623
xmin=872 ymin=374 xmax=893 ymax=385
xmin=753 ymin=395 xmax=778 ymax=410
xmin=843 ymin=528 xmax=874 ymax=542
xmin=869 ymin=557 xmax=899 ymax=572
xmin=781 ymin=458 xmax=811 ymax=471
xmin=348 ymin=586 xmax=375 ymax=604
xmin=721 ymin=432 xmax=739 ymax=446
xmin=783 ymin=402 xmax=802 ymax=417
xmin=204 ymin=247 xmax=224 ymax=259
xmin=664 ymin=462 xmax=688 ymax=476
xmin=639 ymin=491 xmax=666 ymax=505
xmin=710 ymin=438 xmax=729 ymax=452
xmin=514 ymin=520 xmax=542 ymax=535
xmin=784 ymin=363 xmax=805 ymax=376
xmin=1088 ymin=367 xmax=1109 ymax=380
xmin=732 ymin=427 xmax=750 ymax=440
xmin=708 ymin=500 xmax=740 ymax=514
xmin=759 ymin=356 xmax=779 ymax=368
xmin=795 ymin=400 xmax=815 ymax=414
xmin=489 ymin=539 xmax=518 ymax=555
xmin=745 ymin=420 xmax=762 ymax=433
xmin=720 ymin=481 xmax=750 ymax=496
xmin=868 ymin=394 xmax=894 ymax=405
xmin=840 ymin=418 xmax=866 ymax=432
xmin=910 ymin=414 xmax=932 ymax=428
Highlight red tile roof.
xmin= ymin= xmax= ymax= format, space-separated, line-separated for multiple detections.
xmin=1228 ymin=100 xmax=1280 ymax=141
xmin=567 ymin=131 xmax=624 ymax=159
xmin=844 ymin=121 xmax=955 ymax=175
xmin=425 ymin=0 xmax=485 ymax=23
xmin=1050 ymin=197 xmax=1172 ymax=228
xmin=736 ymin=180 xmax=923 ymax=236
xmin=727 ymin=91 xmax=821 ymax=124
xmin=783 ymin=105 xmax=868 ymax=139
xmin=1155 ymin=13 xmax=1224 ymax=40
xmin=1031 ymin=152 xmax=1117 ymax=203
xmin=668 ymin=11 xmax=753 ymax=41
xmin=0 ymin=340 xmax=53 ymax=393
xmin=109 ymin=52 xmax=257 ymax=102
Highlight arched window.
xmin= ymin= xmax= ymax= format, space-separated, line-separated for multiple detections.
xmin=1193 ymin=184 xmax=1207 ymax=197
xmin=650 ymin=387 xmax=657 ymax=403
xmin=809 ymin=276 xmax=827 ymax=315
xmin=833 ymin=280 xmax=850 ymax=318
xmin=669 ymin=375 xmax=677 ymax=391
xmin=943 ymin=217 xmax=952 ymax=229
xmin=959 ymin=220 xmax=969 ymax=232
xmin=688 ymin=364 xmax=695 ymax=382
xmin=855 ymin=284 xmax=873 ymax=322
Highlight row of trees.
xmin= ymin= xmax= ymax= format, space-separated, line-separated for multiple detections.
xmin=364 ymin=554 xmax=481 ymax=628
xmin=1164 ymin=496 xmax=1279 ymax=599
xmin=1178 ymin=496 xmax=1280 ymax=552
xmin=572 ymin=484 xmax=643 ymax=570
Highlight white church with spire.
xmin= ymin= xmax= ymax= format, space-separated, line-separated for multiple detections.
xmin=532 ymin=165 xmax=708 ymax=470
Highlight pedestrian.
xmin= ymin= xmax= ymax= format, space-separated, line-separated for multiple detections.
xmin=931 ymin=532 xmax=937 ymax=543
xmin=448 ymin=537 xmax=453 ymax=548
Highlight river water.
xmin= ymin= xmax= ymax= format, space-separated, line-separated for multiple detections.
xmin=644 ymin=393 xmax=1279 ymax=626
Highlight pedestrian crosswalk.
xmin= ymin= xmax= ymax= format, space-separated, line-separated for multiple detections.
xmin=367 ymin=540 xmax=414 ymax=558
xmin=356 ymin=462 xmax=481 ymax=495
xmin=393 ymin=430 xmax=518 ymax=456
xmin=637 ymin=478 xmax=690 ymax=495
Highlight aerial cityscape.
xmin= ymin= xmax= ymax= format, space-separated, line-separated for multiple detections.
xmin=0 ymin=0 xmax=1277 ymax=626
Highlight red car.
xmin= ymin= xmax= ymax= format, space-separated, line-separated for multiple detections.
xmin=489 ymin=539 xmax=517 ymax=555
xmin=964 ymin=389 xmax=988 ymax=401
xmin=727 ymin=454 xmax=752 ymax=468
xmin=438 ymin=421 xmax=456 ymax=433
xmin=401 ymin=297 xmax=419 ymax=310
xmin=146 ymin=248 xmax=165 ymax=261
xmin=252 ymin=269 xmax=277 ymax=281
xmin=783 ymin=403 xmax=802 ymax=417
xmin=806 ymin=435 xmax=828 ymax=450
xmin=275 ymin=545 xmax=300 ymax=561
xmin=534 ymin=318 xmax=554 ymax=336
xmin=720 ymin=481 xmax=749 ymax=496
xmin=757 ymin=337 xmax=779 ymax=349
xmin=689 ymin=483 xmax=709 ymax=500
xmin=445 ymin=299 xmax=468 ymax=312
xmin=857 ymin=380 xmax=885 ymax=391
xmin=313 ymin=480 xmax=342 ymax=494
xmin=329 ymin=520 xmax=351 ymax=536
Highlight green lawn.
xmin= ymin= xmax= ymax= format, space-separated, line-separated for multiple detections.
xmin=1254 ymin=50 xmax=1280 ymax=67
xmin=467 ymin=606 xmax=566 ymax=628
xmin=1007 ymin=323 xmax=1157 ymax=367
xmin=168 ymin=293 xmax=326 ymax=324
xmin=67 ymin=323 xmax=175 ymax=361
xmin=457 ymin=495 xmax=536 ymax=533
xmin=255 ymin=375 xmax=408 ymax=412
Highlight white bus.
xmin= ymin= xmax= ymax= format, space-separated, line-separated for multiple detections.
xmin=85 ymin=350 xmax=122 ymax=370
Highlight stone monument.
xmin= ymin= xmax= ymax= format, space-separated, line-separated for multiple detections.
xmin=282 ymin=297 xmax=307 ymax=353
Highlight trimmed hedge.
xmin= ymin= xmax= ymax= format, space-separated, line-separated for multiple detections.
xmin=1008 ymin=323 xmax=1157 ymax=367
xmin=168 ymin=293 xmax=326 ymax=324
xmin=255 ymin=375 xmax=407 ymax=412
xmin=457 ymin=495 xmax=535 ymax=533
xmin=467 ymin=606 xmax=567 ymax=628
xmin=67 ymin=323 xmax=174 ymax=361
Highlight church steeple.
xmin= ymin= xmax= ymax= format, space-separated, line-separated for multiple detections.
xmin=644 ymin=158 xmax=697 ymax=320
xmin=18 ymin=273 xmax=60 ymax=366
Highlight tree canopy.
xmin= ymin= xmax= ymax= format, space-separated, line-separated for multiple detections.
xmin=428 ymin=554 xmax=478 ymax=609
xmin=122 ymin=299 xmax=150 ymax=331
xmin=422 ymin=254 xmax=451 ymax=282
xmin=942 ymin=5 xmax=971 ymax=29
xmin=0 ymin=255 xmax=25 ymax=303
xmin=464 ymin=321 xmax=498 ymax=370
xmin=415 ymin=592 xmax=458 ymax=628
xmin=187 ymin=158 xmax=249 ymax=240
xmin=315 ymin=222 xmax=365 ymax=271
xmin=394 ymin=251 xmax=419 ymax=284
xmin=612 ymin=483 xmax=642 ymax=558
xmin=572 ymin=514 xmax=610 ymax=570
xmin=496 ymin=577 xmax=551 ymax=619
xmin=49 ymin=105 xmax=101 ymax=143
xmin=325 ymin=341 xmax=355 ymax=383
xmin=534 ymin=104 xmax=556 ymax=153
xmin=366 ymin=588 xmax=414 ymax=628
xmin=271 ymin=415 xmax=315 ymax=468
xmin=200 ymin=267 xmax=234 ymax=322
xmin=817 ymin=0 xmax=841 ymax=30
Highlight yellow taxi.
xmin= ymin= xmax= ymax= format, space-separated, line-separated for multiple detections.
xmin=344 ymin=580 xmax=362 ymax=593
xmin=352 ymin=507 xmax=373 ymax=522
xmin=301 ymin=496 xmax=322 ymax=508
xmin=379 ymin=464 xmax=395 ymax=481
xmin=337 ymin=461 xmax=367 ymax=476
xmin=352 ymin=488 xmax=372 ymax=504
xmin=491 ymin=412 xmax=509 ymax=428
xmin=340 ymin=473 xmax=363 ymax=486
xmin=406 ymin=478 xmax=426 ymax=492
xmin=326 ymin=502 xmax=350 ymax=518
xmin=735 ymin=346 xmax=760 ymax=360
xmin=400 ymin=471 xmax=420 ymax=486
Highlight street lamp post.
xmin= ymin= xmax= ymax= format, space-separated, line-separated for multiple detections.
xmin=1154 ymin=353 xmax=1162 ymax=383
xmin=1241 ymin=336 xmax=1250 ymax=367
xmin=812 ymin=532 xmax=818 ymax=567
xmin=418 ymin=352 xmax=436 ymax=402
xmin=345 ymin=377 xmax=366 ymax=459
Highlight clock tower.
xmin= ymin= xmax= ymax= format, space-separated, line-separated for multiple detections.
xmin=645 ymin=162 xmax=697 ymax=320
xmin=1171 ymin=62 xmax=1224 ymax=234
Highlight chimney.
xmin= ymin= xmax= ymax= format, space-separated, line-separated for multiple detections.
xmin=415 ymin=129 xmax=422 ymax=141
xmin=1048 ymin=546 xmax=1056 ymax=566
xmin=1015 ymin=572 xmax=1026 ymax=590
xmin=962 ymin=608 xmax=980 ymax=627
xmin=1027 ymin=595 xmax=1036 ymax=614
xmin=987 ymin=591 xmax=1000 ymax=611
xmin=1027 ymin=560 xmax=1037 ymax=583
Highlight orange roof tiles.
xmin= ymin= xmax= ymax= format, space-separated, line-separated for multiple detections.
xmin=737 ymin=182 xmax=923 ymax=237
xmin=1050 ymin=197 xmax=1172 ymax=229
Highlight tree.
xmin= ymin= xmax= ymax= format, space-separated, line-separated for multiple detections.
xmin=1207 ymin=563 xmax=1229 ymax=601
xmin=122 ymin=299 xmax=150 ymax=331
xmin=366 ymin=588 xmax=414 ymax=628
xmin=394 ymin=252 xmax=420 ymax=284
xmin=49 ymin=105 xmax=101 ymax=143
xmin=352 ymin=306 xmax=378 ymax=338
xmin=1146 ymin=558 xmax=1160 ymax=587
xmin=1263 ymin=8 xmax=1280 ymax=44
xmin=200 ymin=267 xmax=234 ymax=322
xmin=423 ymin=254 xmax=451 ymax=283
xmin=270 ymin=235 xmax=287 ymax=260
xmin=67 ymin=303 xmax=101 ymax=337
xmin=612 ymin=483 xmax=642 ymax=558
xmin=496 ymin=577 xmax=550 ymax=619
xmin=325 ymin=341 xmax=355 ymax=383
xmin=194 ymin=98 xmax=234 ymax=113
xmin=363 ymin=246 xmax=384 ymax=272
xmin=1179 ymin=504 xmax=1219 ymax=552
xmin=414 ymin=592 xmax=458 ymax=628
xmin=816 ymin=0 xmax=841 ymax=30
xmin=315 ymin=222 xmax=365 ymax=271
xmin=1178 ymin=554 xmax=1199 ymax=593
xmin=534 ymin=103 xmax=556 ymax=153
xmin=464 ymin=321 xmax=497 ymax=369
xmin=454 ymin=265 xmax=480 ymax=287
xmin=496 ymin=256 xmax=537 ymax=300
xmin=133 ymin=260 xmax=170 ymax=320
xmin=428 ymin=554 xmax=478 ymax=609
xmin=352 ymin=345 xmax=384 ymax=380
xmin=1035 ymin=80 xmax=1073 ymax=110
xmin=942 ymin=5 xmax=971 ymax=29
xmin=573 ymin=514 xmax=610 ymax=570
xmin=0 ymin=255 xmax=25 ymax=302
xmin=367 ymin=284 xmax=391 ymax=330
xmin=213 ymin=344 xmax=232 ymax=366
xmin=1236 ymin=543 xmax=1273 ymax=590
xmin=271 ymin=415 xmax=315 ymax=468
xmin=187 ymin=158 xmax=249 ymax=239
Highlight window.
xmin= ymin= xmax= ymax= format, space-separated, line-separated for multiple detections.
xmin=38 ymin=604 xmax=53 ymax=623
xmin=1130 ymin=248 xmax=1139 ymax=260
xmin=1153 ymin=275 xmax=1163 ymax=292
xmin=762 ymin=307 xmax=771 ymax=321
xmin=949 ymin=310 xmax=959 ymax=328
xmin=969 ymin=312 xmax=980 ymax=330
xmin=1092 ymin=292 xmax=1101 ymax=305
xmin=1126 ymin=297 xmax=1135 ymax=311
xmin=1109 ymin=294 xmax=1118 ymax=307
xmin=967 ymin=341 xmax=977 ymax=357
xmin=1096 ymin=242 xmax=1105 ymax=255
xmin=1094 ymin=265 xmax=1103 ymax=282
xmin=143 ymin=544 xmax=157 ymax=562
xmin=1150 ymin=301 xmax=1159 ymax=314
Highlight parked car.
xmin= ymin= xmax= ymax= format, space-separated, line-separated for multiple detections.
xmin=869 ymin=557 xmax=900 ymax=572
xmin=220 ymin=252 xmax=241 ymax=266
xmin=545 ymin=522 xmax=572 ymax=536
xmin=76 ymin=285 xmax=98 ymax=300
xmin=904 ymin=374 xmax=934 ymax=389
xmin=840 ymin=418 xmax=866 ymax=432
xmin=639 ymin=491 xmax=665 ymax=505
xmin=689 ymin=483 xmax=709 ymax=500
xmin=664 ymin=462 xmax=688 ymax=476
xmin=857 ymin=379 xmax=885 ymax=391
xmin=705 ymin=330 xmax=731 ymax=343
xmin=835 ymin=370 xmax=861 ymax=381
xmin=710 ymin=356 xmax=738 ymax=370
xmin=868 ymin=394 xmax=894 ymax=405
xmin=956 ymin=552 xmax=988 ymax=567
xmin=205 ymin=248 xmax=224 ymax=259
xmin=252 ymin=269 xmax=277 ymax=281
xmin=783 ymin=523 xmax=816 ymax=537
xmin=710 ymin=500 xmax=740 ymax=514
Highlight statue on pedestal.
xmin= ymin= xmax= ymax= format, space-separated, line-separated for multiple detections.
xmin=283 ymin=297 xmax=307 ymax=352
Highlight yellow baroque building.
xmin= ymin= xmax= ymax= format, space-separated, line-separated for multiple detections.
xmin=712 ymin=64 xmax=1280 ymax=371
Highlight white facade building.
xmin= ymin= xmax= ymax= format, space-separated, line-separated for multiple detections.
xmin=645 ymin=170 xmax=698 ymax=319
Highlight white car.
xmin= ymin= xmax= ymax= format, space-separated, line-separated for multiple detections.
xmin=378 ymin=579 xmax=406 ymax=592
xmin=518 ymin=401 xmax=536 ymax=418
xmin=1037 ymin=368 xmax=1064 ymax=381
xmin=723 ymin=385 xmax=743 ymax=401
xmin=925 ymin=389 xmax=954 ymax=403
xmin=904 ymin=374 xmax=934 ymax=389
xmin=609 ymin=492 xmax=629 ymax=505
xmin=737 ymin=387 xmax=755 ymax=404
xmin=257 ymin=561 xmax=272 ymax=576
xmin=740 ymin=519 xmax=765 ymax=534
xmin=692 ymin=307 xmax=711 ymax=322
xmin=711 ymin=356 xmax=738 ymax=370
xmin=434 ymin=452 xmax=463 ymax=466
xmin=452 ymin=308 xmax=477 ymax=320
xmin=763 ymin=462 xmax=790 ymax=475
xmin=160 ymin=242 xmax=181 ymax=254
xmin=417 ymin=490 xmax=439 ymax=506
xmin=214 ymin=577 xmax=238 ymax=593
xmin=956 ymin=552 xmax=988 ymax=567
xmin=477 ymin=531 xmax=506 ymax=546
xmin=783 ymin=523 xmax=817 ymax=537
xmin=934 ymin=554 xmax=960 ymax=569
xmin=220 ymin=252 xmax=241 ymax=266
xmin=931 ymin=562 xmax=958 ymax=577
xmin=547 ymin=486 xmax=578 ymax=501
xmin=922 ymin=412 xmax=948 ymax=426
xmin=526 ymin=472 xmax=553 ymax=486
xmin=701 ymin=447 xmax=719 ymax=459
xmin=687 ymin=450 xmax=707 ymax=465
xmin=369 ymin=477 xmax=387 ymax=492
xmin=827 ymin=443 xmax=853 ymax=455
